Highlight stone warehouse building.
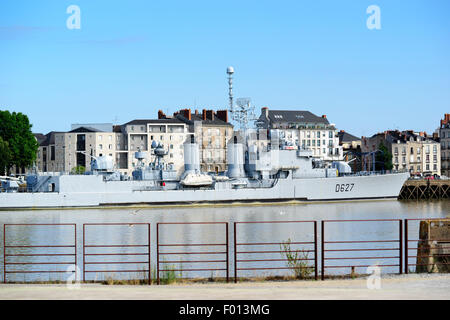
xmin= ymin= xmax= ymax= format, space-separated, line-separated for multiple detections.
xmin=361 ymin=130 xmax=441 ymax=176
xmin=439 ymin=113 xmax=450 ymax=177
xmin=255 ymin=107 xmax=344 ymax=162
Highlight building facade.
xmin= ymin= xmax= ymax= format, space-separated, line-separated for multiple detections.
xmin=121 ymin=118 xmax=189 ymax=176
xmin=256 ymin=107 xmax=343 ymax=161
xmin=170 ymin=109 xmax=233 ymax=173
xmin=439 ymin=114 xmax=450 ymax=177
xmin=34 ymin=110 xmax=234 ymax=177
xmin=338 ymin=130 xmax=362 ymax=172
xmin=361 ymin=130 xmax=441 ymax=175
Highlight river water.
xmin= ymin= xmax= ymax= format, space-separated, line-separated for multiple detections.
xmin=0 ymin=199 xmax=449 ymax=282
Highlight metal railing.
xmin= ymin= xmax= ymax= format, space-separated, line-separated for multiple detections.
xmin=0 ymin=218 xmax=449 ymax=283
xmin=83 ymin=223 xmax=151 ymax=284
xmin=321 ymin=219 xmax=403 ymax=280
xmin=3 ymin=224 xmax=76 ymax=283
xmin=405 ymin=218 xmax=450 ymax=274
xmin=234 ymin=221 xmax=317 ymax=282
xmin=156 ymin=222 xmax=229 ymax=284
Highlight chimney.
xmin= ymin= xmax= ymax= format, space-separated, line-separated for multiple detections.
xmin=261 ymin=107 xmax=269 ymax=119
xmin=340 ymin=130 xmax=345 ymax=133
xmin=205 ymin=110 xmax=214 ymax=121
xmin=158 ymin=110 xmax=166 ymax=119
xmin=202 ymin=109 xmax=207 ymax=121
xmin=182 ymin=108 xmax=191 ymax=121
xmin=216 ymin=110 xmax=228 ymax=123
xmin=195 ymin=110 xmax=199 ymax=116
xmin=322 ymin=115 xmax=327 ymax=119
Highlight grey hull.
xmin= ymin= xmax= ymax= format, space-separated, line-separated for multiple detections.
xmin=0 ymin=172 xmax=409 ymax=209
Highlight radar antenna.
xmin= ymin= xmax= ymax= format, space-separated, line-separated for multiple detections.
xmin=226 ymin=67 xmax=257 ymax=131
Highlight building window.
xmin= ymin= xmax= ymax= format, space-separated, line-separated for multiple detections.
xmin=329 ymin=131 xmax=333 ymax=138
xmin=99 ymin=144 xmax=103 ymax=150
xmin=433 ymin=145 xmax=437 ymax=153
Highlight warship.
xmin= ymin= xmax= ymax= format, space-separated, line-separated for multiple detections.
xmin=0 ymin=134 xmax=409 ymax=209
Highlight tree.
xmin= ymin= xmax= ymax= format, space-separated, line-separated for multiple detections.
xmin=0 ymin=136 xmax=11 ymax=176
xmin=375 ymin=142 xmax=393 ymax=171
xmin=0 ymin=110 xmax=39 ymax=174
xmin=71 ymin=166 xmax=85 ymax=175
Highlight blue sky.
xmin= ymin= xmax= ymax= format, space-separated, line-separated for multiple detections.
xmin=1 ymin=0 xmax=449 ymax=137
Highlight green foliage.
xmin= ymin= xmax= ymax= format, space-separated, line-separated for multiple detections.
xmin=280 ymin=238 xmax=314 ymax=279
xmin=0 ymin=110 xmax=38 ymax=173
xmin=70 ymin=165 xmax=86 ymax=174
xmin=375 ymin=142 xmax=393 ymax=171
xmin=152 ymin=262 xmax=183 ymax=284
xmin=0 ymin=136 xmax=11 ymax=176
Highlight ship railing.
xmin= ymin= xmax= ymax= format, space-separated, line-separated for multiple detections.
xmin=338 ymin=170 xmax=407 ymax=177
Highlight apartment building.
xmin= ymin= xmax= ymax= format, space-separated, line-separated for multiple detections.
xmin=255 ymin=107 xmax=343 ymax=161
xmin=439 ymin=113 xmax=450 ymax=177
xmin=361 ymin=130 xmax=441 ymax=175
xmin=34 ymin=108 xmax=233 ymax=176
xmin=35 ymin=124 xmax=126 ymax=174
xmin=122 ymin=118 xmax=189 ymax=176
xmin=170 ymin=109 xmax=233 ymax=173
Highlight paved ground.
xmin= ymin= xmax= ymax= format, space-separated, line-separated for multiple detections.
xmin=0 ymin=274 xmax=449 ymax=300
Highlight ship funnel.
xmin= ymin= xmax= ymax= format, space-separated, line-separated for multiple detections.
xmin=226 ymin=141 xmax=245 ymax=178
xmin=183 ymin=139 xmax=200 ymax=175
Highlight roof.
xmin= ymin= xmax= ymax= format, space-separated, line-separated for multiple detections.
xmin=33 ymin=133 xmax=46 ymax=145
xmin=69 ymin=126 xmax=103 ymax=133
xmin=123 ymin=118 xmax=184 ymax=126
xmin=266 ymin=110 xmax=329 ymax=124
xmin=338 ymin=131 xmax=360 ymax=143
xmin=40 ymin=131 xmax=64 ymax=146
xmin=175 ymin=113 xmax=233 ymax=127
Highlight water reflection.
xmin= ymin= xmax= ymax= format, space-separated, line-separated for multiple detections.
xmin=0 ymin=200 xmax=448 ymax=282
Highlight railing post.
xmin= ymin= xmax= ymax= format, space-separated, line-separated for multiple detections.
xmin=314 ymin=221 xmax=318 ymax=281
xmin=156 ymin=223 xmax=160 ymax=285
xmin=74 ymin=224 xmax=77 ymax=282
xmin=404 ymin=219 xmax=408 ymax=274
xmin=3 ymin=224 xmax=6 ymax=283
xmin=234 ymin=222 xmax=237 ymax=283
xmin=399 ymin=220 xmax=403 ymax=274
xmin=321 ymin=220 xmax=325 ymax=281
xmin=82 ymin=224 xmax=85 ymax=282
xmin=226 ymin=223 xmax=229 ymax=283
xmin=148 ymin=224 xmax=151 ymax=285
